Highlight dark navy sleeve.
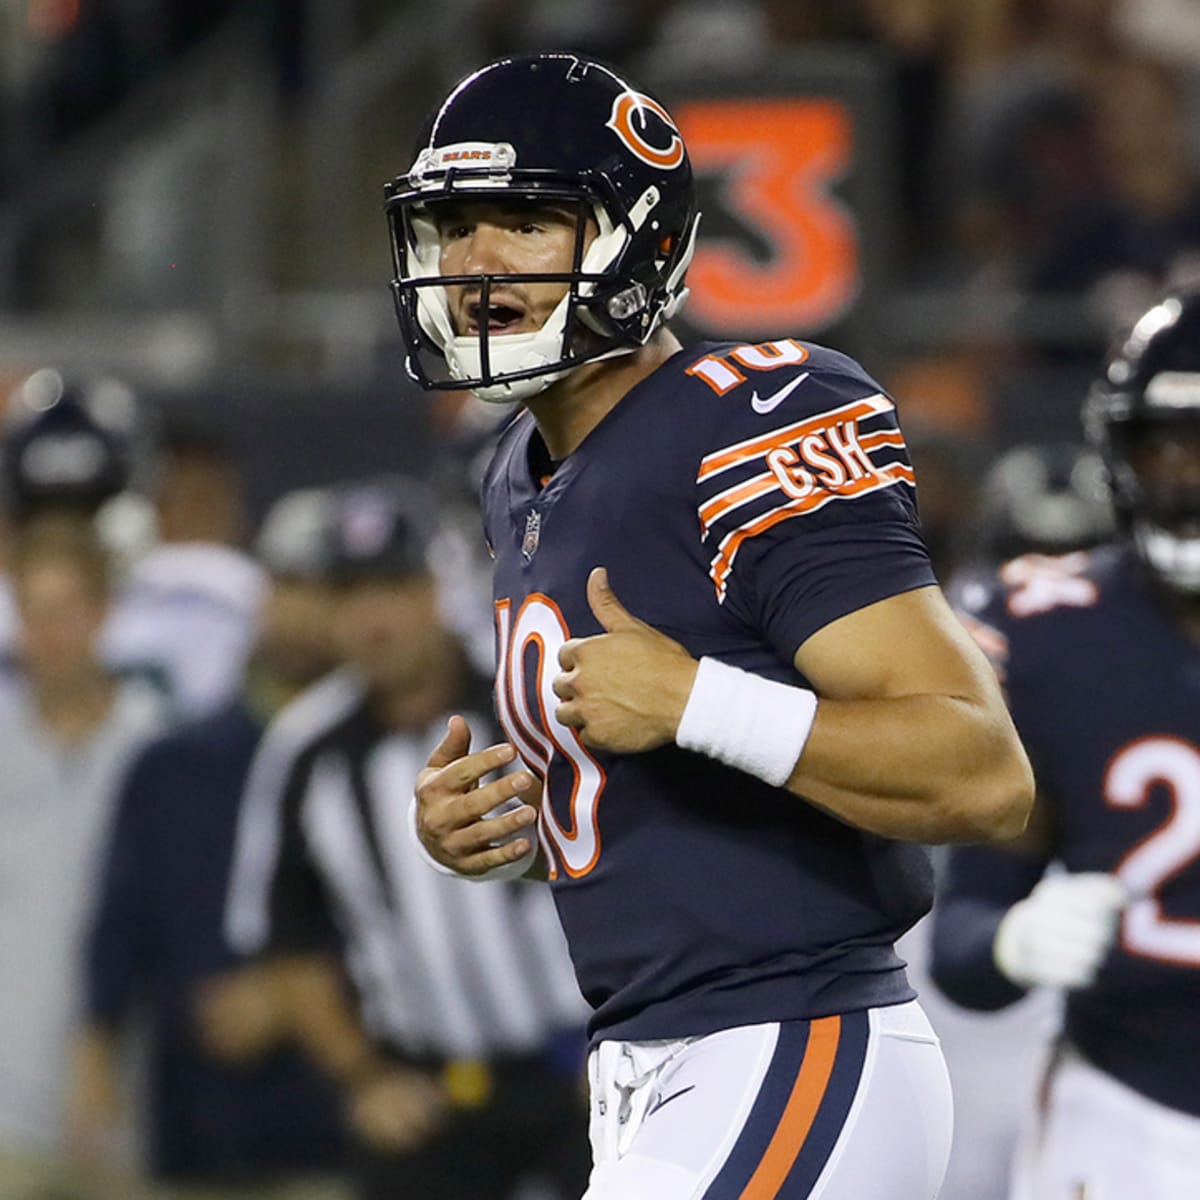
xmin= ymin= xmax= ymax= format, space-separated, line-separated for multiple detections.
xmin=84 ymin=744 xmax=163 ymax=1026
xmin=737 ymin=518 xmax=934 ymax=665
xmin=690 ymin=355 xmax=936 ymax=661
xmin=929 ymin=843 xmax=1048 ymax=1010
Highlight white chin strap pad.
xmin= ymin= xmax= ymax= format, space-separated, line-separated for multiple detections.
xmin=450 ymin=329 xmax=569 ymax=404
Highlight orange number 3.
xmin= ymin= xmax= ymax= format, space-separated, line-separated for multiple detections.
xmin=676 ymin=97 xmax=859 ymax=334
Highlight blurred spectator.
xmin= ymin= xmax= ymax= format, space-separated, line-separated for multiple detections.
xmin=0 ymin=369 xmax=266 ymax=713
xmin=67 ymin=485 xmax=351 ymax=1199
xmin=101 ymin=417 xmax=267 ymax=717
xmin=943 ymin=0 xmax=1200 ymax=358
xmin=0 ymin=364 xmax=156 ymax=671
xmin=0 ymin=364 xmax=152 ymax=542
xmin=0 ymin=514 xmax=166 ymax=1198
xmin=219 ymin=476 xmax=590 ymax=1200
xmin=6 ymin=0 xmax=238 ymax=179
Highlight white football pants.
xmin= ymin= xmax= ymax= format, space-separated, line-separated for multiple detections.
xmin=1010 ymin=1045 xmax=1200 ymax=1200
xmin=583 ymin=999 xmax=952 ymax=1199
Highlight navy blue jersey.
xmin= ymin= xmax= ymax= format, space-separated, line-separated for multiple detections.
xmin=481 ymin=338 xmax=938 ymax=1043
xmin=941 ymin=546 xmax=1200 ymax=1113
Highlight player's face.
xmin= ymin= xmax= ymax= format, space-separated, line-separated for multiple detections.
xmin=434 ymin=199 xmax=597 ymax=338
xmin=1130 ymin=423 xmax=1200 ymax=534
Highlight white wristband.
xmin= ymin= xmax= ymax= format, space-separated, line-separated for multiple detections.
xmin=407 ymin=792 xmax=538 ymax=882
xmin=675 ymin=657 xmax=817 ymax=787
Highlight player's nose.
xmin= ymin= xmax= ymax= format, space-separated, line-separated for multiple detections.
xmin=459 ymin=221 xmax=509 ymax=275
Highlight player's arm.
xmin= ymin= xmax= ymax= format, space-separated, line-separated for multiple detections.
xmin=782 ymin=584 xmax=1033 ymax=842
xmin=554 ymin=568 xmax=1033 ymax=844
xmin=931 ymin=791 xmax=1126 ymax=1000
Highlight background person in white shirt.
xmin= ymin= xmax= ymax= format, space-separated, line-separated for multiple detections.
xmin=0 ymin=514 xmax=166 ymax=1199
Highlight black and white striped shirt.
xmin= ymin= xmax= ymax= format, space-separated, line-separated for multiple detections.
xmin=225 ymin=669 xmax=586 ymax=1060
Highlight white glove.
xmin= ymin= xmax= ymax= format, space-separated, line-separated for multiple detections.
xmin=993 ymin=872 xmax=1127 ymax=990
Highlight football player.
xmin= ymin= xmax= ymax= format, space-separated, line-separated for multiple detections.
xmin=931 ymin=290 xmax=1200 ymax=1199
xmin=394 ymin=54 xmax=1034 ymax=1199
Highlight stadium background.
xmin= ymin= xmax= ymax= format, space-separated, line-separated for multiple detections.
xmin=0 ymin=2 xmax=1198 ymax=1197
xmin=5 ymin=0 xmax=1199 ymax=523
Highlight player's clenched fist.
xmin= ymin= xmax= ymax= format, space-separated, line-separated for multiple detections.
xmin=553 ymin=567 xmax=699 ymax=754
xmin=414 ymin=715 xmax=540 ymax=877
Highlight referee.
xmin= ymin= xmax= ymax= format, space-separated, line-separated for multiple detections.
xmin=215 ymin=476 xmax=589 ymax=1200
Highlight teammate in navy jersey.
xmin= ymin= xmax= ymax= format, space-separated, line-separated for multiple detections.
xmin=386 ymin=53 xmax=1033 ymax=1199
xmin=932 ymin=290 xmax=1200 ymax=1200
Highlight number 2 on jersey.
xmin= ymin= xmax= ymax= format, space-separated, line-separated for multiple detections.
xmin=1108 ymin=736 xmax=1200 ymax=967
xmin=494 ymin=596 xmax=606 ymax=880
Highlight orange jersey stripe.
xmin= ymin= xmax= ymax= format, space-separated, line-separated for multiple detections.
xmin=697 ymin=394 xmax=894 ymax=483
xmin=698 ymin=455 xmax=915 ymax=537
xmin=737 ymin=1015 xmax=842 ymax=1200
xmin=708 ymin=463 xmax=914 ymax=599
xmin=858 ymin=428 xmax=905 ymax=452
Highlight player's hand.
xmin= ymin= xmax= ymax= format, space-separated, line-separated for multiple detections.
xmin=348 ymin=1066 xmax=447 ymax=1152
xmin=414 ymin=715 xmax=540 ymax=877
xmin=993 ymin=872 xmax=1127 ymax=990
xmin=194 ymin=966 xmax=285 ymax=1063
xmin=553 ymin=567 xmax=699 ymax=753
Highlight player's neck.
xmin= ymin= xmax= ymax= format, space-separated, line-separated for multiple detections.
xmin=526 ymin=329 xmax=683 ymax=460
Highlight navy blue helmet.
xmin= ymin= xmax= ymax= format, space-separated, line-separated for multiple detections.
xmin=383 ymin=53 xmax=700 ymax=403
xmin=1 ymin=367 xmax=149 ymax=521
xmin=1084 ymin=290 xmax=1200 ymax=591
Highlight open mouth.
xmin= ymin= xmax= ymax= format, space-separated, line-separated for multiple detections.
xmin=465 ymin=297 xmax=526 ymax=335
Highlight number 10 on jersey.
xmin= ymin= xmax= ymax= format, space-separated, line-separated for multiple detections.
xmin=494 ymin=596 xmax=607 ymax=880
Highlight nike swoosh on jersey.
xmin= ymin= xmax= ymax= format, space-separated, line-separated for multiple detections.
xmin=749 ymin=372 xmax=811 ymax=414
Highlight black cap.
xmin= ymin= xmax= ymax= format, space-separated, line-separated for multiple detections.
xmin=2 ymin=368 xmax=149 ymax=519
xmin=324 ymin=476 xmax=437 ymax=583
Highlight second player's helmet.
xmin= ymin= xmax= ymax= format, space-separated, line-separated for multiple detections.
xmin=975 ymin=442 xmax=1115 ymax=564
xmin=1084 ymin=290 xmax=1200 ymax=591
xmin=384 ymin=53 xmax=700 ymax=403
